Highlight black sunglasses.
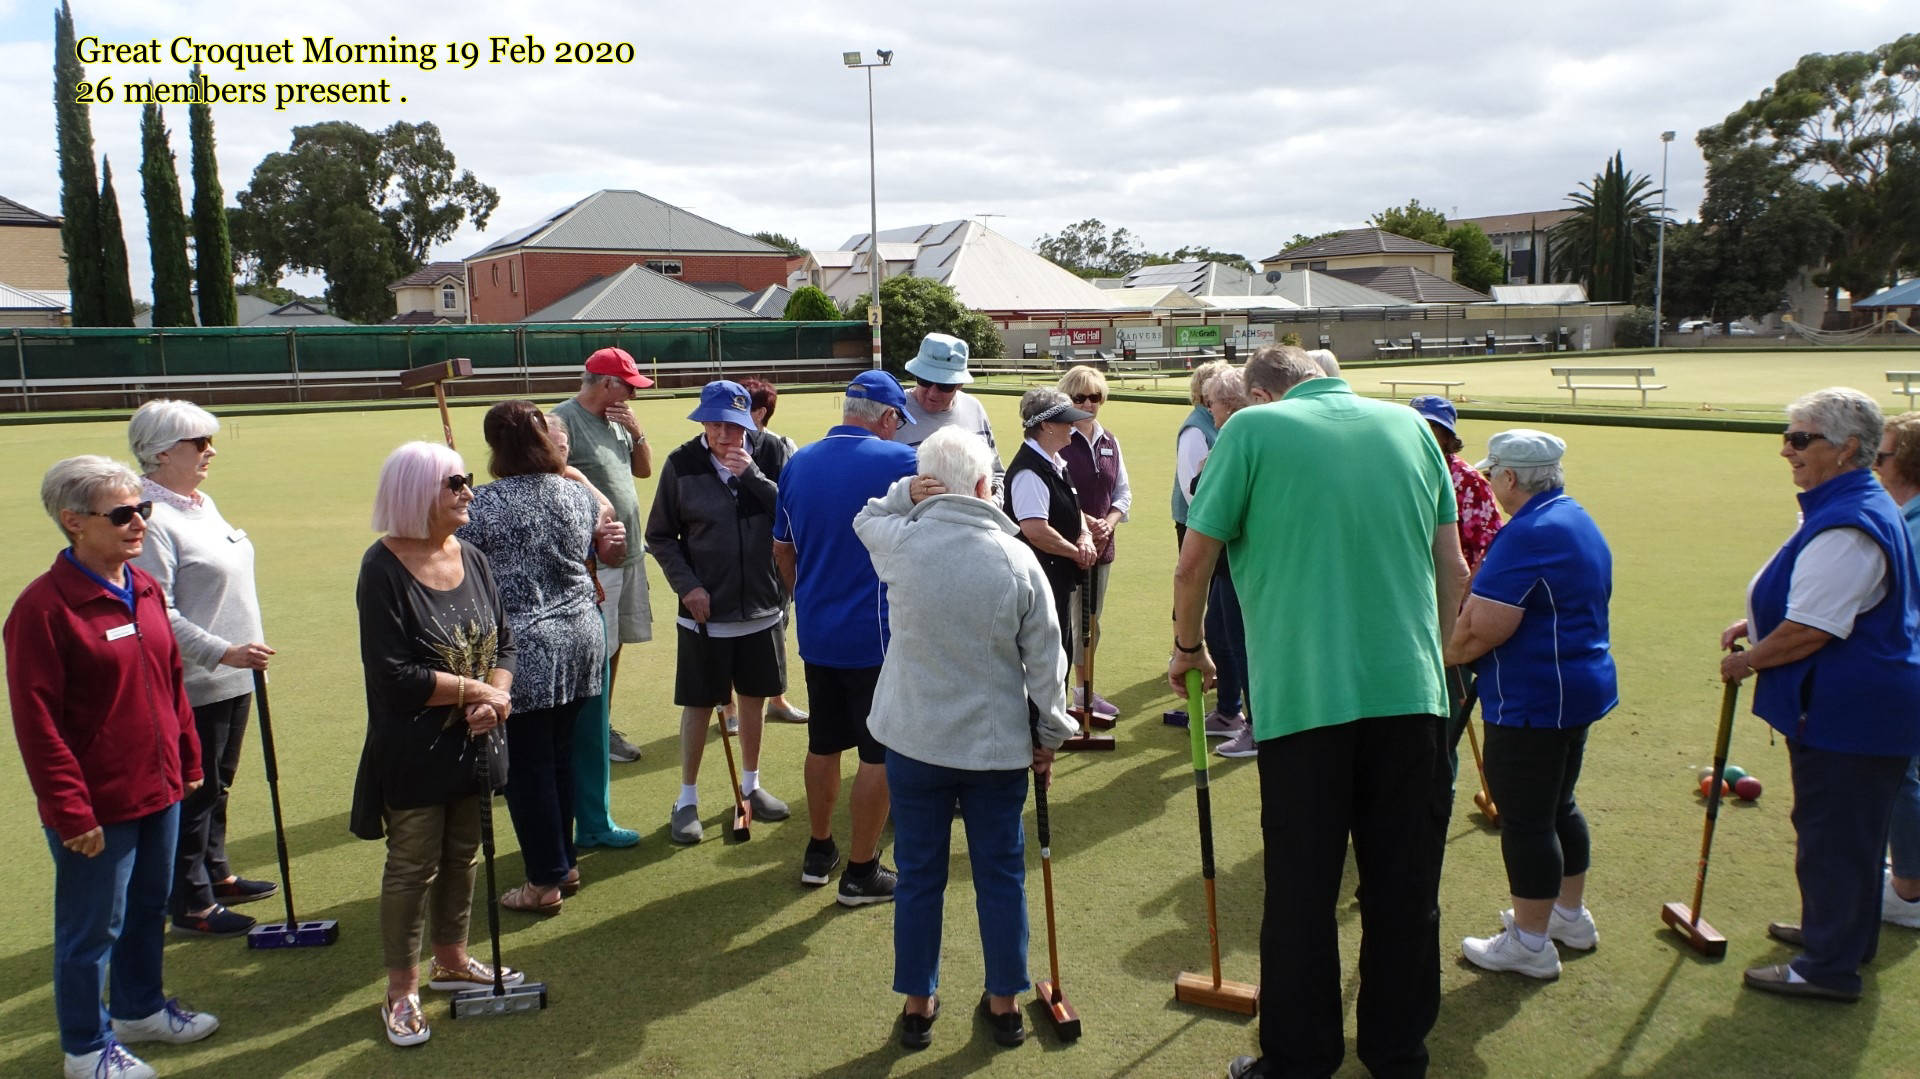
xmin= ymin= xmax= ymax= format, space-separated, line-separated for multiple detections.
xmin=1071 ymin=393 xmax=1104 ymax=405
xmin=179 ymin=435 xmax=214 ymax=452
xmin=446 ymin=473 xmax=476 ymax=492
xmin=92 ymin=501 xmax=153 ymax=526
xmin=919 ymin=380 xmax=961 ymax=394
xmin=1782 ymin=431 xmax=1831 ymax=451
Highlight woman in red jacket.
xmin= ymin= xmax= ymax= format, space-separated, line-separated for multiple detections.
xmin=5 ymin=455 xmax=219 ymax=1079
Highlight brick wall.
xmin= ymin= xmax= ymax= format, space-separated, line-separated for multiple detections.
xmin=466 ymin=249 xmax=789 ymax=323
xmin=0 ymin=225 xmax=69 ymax=292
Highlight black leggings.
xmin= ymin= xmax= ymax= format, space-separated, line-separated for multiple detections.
xmin=1482 ymin=723 xmax=1592 ymax=900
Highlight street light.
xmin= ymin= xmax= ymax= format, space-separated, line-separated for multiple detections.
xmin=844 ymin=49 xmax=893 ymax=370
xmin=1654 ymin=130 xmax=1675 ymax=348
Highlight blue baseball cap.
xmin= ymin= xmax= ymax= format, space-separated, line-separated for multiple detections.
xmin=688 ymin=379 xmax=757 ymax=430
xmin=1409 ymin=394 xmax=1457 ymax=434
xmin=845 ymin=370 xmax=914 ymax=423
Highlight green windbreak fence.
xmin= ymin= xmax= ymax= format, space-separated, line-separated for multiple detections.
xmin=5 ymin=321 xmax=869 ymax=382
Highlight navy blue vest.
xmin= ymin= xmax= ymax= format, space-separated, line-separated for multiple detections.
xmin=1750 ymin=468 xmax=1920 ymax=755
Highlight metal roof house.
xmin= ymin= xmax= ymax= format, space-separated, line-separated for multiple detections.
xmin=523 ymin=263 xmax=774 ymax=323
xmin=815 ymin=220 xmax=1125 ymax=314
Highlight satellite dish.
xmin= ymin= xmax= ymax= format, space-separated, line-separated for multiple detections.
xmin=1265 ymin=270 xmax=1283 ymax=283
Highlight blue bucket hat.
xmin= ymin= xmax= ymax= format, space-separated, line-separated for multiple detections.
xmin=904 ymin=333 xmax=974 ymax=385
xmin=688 ymin=379 xmax=757 ymax=430
xmin=845 ymin=370 xmax=914 ymax=423
xmin=1409 ymin=394 xmax=1457 ymax=434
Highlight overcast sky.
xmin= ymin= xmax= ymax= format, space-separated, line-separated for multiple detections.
xmin=0 ymin=0 xmax=1910 ymax=302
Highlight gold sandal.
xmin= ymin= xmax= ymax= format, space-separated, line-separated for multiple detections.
xmin=500 ymin=882 xmax=562 ymax=915
xmin=382 ymin=992 xmax=429 ymax=1047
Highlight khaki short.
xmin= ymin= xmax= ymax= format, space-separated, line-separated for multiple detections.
xmin=597 ymin=556 xmax=652 ymax=653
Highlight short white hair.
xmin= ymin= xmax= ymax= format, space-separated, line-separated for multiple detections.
xmin=41 ymin=455 xmax=141 ymax=541
xmin=843 ymin=396 xmax=894 ymax=425
xmin=917 ymin=427 xmax=995 ymax=499
xmin=1502 ymin=461 xmax=1565 ymax=494
xmin=128 ymin=398 xmax=219 ymax=473
xmin=1305 ymin=348 xmax=1341 ymax=377
xmin=1787 ymin=387 xmax=1882 ymax=470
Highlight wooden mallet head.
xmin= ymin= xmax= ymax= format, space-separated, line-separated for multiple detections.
xmin=1661 ymin=901 xmax=1727 ymax=957
xmin=398 ymin=358 xmax=474 ymax=449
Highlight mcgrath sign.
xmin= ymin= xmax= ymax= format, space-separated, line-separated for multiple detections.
xmin=1175 ymin=325 xmax=1222 ymax=347
xmin=1047 ymin=327 xmax=1103 ymax=347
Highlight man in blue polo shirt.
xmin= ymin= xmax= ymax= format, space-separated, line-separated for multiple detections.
xmin=774 ymin=371 xmax=920 ymax=905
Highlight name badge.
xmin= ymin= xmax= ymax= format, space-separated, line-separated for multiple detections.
xmin=105 ymin=623 xmax=136 ymax=642
xmin=1099 ymin=447 xmax=1114 ymax=456
xmin=227 ymin=529 xmax=247 ymax=543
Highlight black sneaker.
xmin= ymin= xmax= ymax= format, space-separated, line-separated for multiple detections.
xmin=900 ymin=996 xmax=939 ymax=1050
xmin=172 ymin=904 xmax=255 ymax=936
xmin=836 ymin=863 xmax=897 ymax=907
xmin=801 ymin=839 xmax=840 ymax=887
xmin=212 ymin=877 xmax=278 ymax=905
xmin=977 ymin=992 xmax=1025 ymax=1047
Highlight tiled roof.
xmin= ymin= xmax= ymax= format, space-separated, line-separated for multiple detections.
xmin=0 ymin=195 xmax=60 ymax=227
xmin=1323 ymin=266 xmax=1489 ymax=304
xmin=523 ymin=263 xmax=770 ymax=322
xmin=1263 ymin=228 xmax=1452 ymax=263
xmin=469 ymin=190 xmax=781 ymax=259
xmin=1446 ymin=210 xmax=1574 ymax=238
xmin=388 ymin=262 xmax=465 ymax=289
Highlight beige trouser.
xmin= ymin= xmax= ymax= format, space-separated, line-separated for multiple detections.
xmin=380 ymin=796 xmax=482 ymax=970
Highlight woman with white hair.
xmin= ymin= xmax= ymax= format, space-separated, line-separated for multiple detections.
xmin=6 ymin=455 xmax=219 ymax=1079
xmin=1719 ymin=387 xmax=1920 ymax=1002
xmin=350 ymin=441 xmax=523 ymax=1046
xmin=855 ymin=428 xmax=1077 ymax=1050
xmin=126 ymin=399 xmax=277 ymax=939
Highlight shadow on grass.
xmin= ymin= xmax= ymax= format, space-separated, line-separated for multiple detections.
xmin=221 ymin=808 xmax=358 ymax=873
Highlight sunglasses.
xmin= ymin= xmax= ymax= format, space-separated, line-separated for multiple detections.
xmin=1071 ymin=393 xmax=1104 ymax=405
xmin=919 ymin=381 xmax=961 ymax=394
xmin=91 ymin=501 xmax=153 ymax=527
xmin=1877 ymin=451 xmax=1896 ymax=465
xmin=1782 ymin=431 xmax=1831 ymax=451
xmin=446 ymin=473 xmax=476 ymax=493
xmin=179 ymin=435 xmax=214 ymax=452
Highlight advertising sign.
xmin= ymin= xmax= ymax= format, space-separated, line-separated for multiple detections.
xmin=1047 ymin=327 xmax=1103 ymax=347
xmin=1175 ymin=325 xmax=1223 ymax=347
xmin=1116 ymin=326 xmax=1163 ymax=350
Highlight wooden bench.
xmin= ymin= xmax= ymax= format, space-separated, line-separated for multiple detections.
xmin=1552 ymin=366 xmax=1666 ymax=407
xmin=1888 ymin=371 xmax=1920 ymax=406
xmin=1380 ymin=379 xmax=1466 ymax=400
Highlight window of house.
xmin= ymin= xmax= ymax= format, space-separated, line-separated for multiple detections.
xmin=490 ymin=264 xmax=499 ymax=286
xmin=645 ymin=259 xmax=683 ymax=276
xmin=1310 ymin=261 xmax=1327 ymax=271
xmin=440 ymin=284 xmax=457 ymax=310
xmin=509 ymin=262 xmax=517 ymax=295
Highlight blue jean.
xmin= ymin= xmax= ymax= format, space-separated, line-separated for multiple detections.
xmin=46 ymin=803 xmax=180 ymax=1055
xmin=503 ymin=698 xmax=581 ymax=887
xmin=885 ymin=750 xmax=1030 ymax=999
xmin=1889 ymin=756 xmax=1920 ymax=879
xmin=1206 ymin=571 xmax=1247 ymax=717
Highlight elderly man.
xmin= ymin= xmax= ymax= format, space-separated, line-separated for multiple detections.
xmin=773 ymin=372 xmax=918 ymax=903
xmin=646 ymin=380 xmax=792 ymax=844
xmin=550 ymin=347 xmax=654 ymax=768
xmin=893 ymin=332 xmax=1003 ymax=494
xmin=1877 ymin=412 xmax=1920 ymax=930
xmin=1169 ymin=345 xmax=1467 ymax=1079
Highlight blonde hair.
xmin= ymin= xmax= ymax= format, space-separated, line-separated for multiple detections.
xmin=1057 ymin=364 xmax=1108 ymax=400
xmin=1189 ymin=360 xmax=1230 ymax=406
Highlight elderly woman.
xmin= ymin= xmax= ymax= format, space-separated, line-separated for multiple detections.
xmin=7 ymin=455 xmax=218 ymax=1079
xmin=351 ymin=441 xmax=522 ymax=1047
xmin=855 ymin=427 xmax=1077 ymax=1050
xmin=1445 ymin=429 xmax=1615 ymax=980
xmin=1172 ymin=360 xmax=1245 ymax=737
xmin=1875 ymin=411 xmax=1920 ymax=930
xmin=740 ymin=377 xmax=805 ymax=726
xmin=1005 ymin=387 xmax=1098 ymax=667
xmin=1056 ymin=365 xmax=1131 ymax=721
xmin=456 ymin=402 xmax=613 ymax=914
xmin=125 ymin=400 xmax=277 ymax=941
xmin=1721 ymin=388 xmax=1920 ymax=1002
xmin=1199 ymin=368 xmax=1260 ymax=759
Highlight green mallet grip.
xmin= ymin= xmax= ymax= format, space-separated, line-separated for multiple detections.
xmin=1186 ymin=669 xmax=1208 ymax=772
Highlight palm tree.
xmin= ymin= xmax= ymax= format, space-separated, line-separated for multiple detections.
xmin=1551 ymin=152 xmax=1664 ymax=302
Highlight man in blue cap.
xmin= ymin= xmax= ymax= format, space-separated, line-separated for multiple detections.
xmin=773 ymin=371 xmax=919 ymax=903
xmin=894 ymin=332 xmax=1003 ymax=495
xmin=645 ymin=380 xmax=792 ymax=844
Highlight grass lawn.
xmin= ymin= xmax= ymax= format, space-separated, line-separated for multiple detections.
xmin=0 ymin=377 xmax=1915 ymax=1077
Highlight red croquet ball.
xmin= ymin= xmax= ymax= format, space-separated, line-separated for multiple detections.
xmin=1700 ymin=775 xmax=1732 ymax=797
xmin=1734 ymin=775 xmax=1763 ymax=801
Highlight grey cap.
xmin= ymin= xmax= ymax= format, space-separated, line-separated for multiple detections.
xmin=1474 ymin=428 xmax=1566 ymax=472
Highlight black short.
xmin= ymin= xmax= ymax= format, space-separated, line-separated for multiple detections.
xmin=674 ymin=623 xmax=784 ymax=707
xmin=803 ymin=662 xmax=884 ymax=764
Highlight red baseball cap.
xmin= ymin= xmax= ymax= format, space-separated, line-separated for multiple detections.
xmin=585 ymin=347 xmax=654 ymax=389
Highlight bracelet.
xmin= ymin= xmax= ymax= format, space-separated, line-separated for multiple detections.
xmin=1174 ymin=637 xmax=1203 ymax=654
xmin=456 ymin=676 xmax=466 ymax=708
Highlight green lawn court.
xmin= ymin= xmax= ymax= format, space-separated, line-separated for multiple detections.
xmin=0 ymin=357 xmax=1916 ymax=1077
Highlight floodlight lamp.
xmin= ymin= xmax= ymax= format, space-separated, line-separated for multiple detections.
xmin=1661 ymin=130 xmax=1676 ymax=142
xmin=843 ymin=51 xmax=862 ymax=66
xmin=877 ymin=49 xmax=893 ymax=64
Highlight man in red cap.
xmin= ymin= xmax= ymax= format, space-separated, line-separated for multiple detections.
xmin=553 ymin=348 xmax=654 ymax=782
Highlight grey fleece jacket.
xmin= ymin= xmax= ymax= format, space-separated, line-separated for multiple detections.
xmin=854 ymin=478 xmax=1077 ymax=771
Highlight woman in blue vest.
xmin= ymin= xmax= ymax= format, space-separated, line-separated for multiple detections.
xmin=1005 ymin=388 xmax=1097 ymax=660
xmin=1721 ymin=387 xmax=1920 ymax=1002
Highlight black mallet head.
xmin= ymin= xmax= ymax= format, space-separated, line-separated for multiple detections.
xmin=450 ymin=980 xmax=548 ymax=1018
xmin=246 ymin=919 xmax=339 ymax=950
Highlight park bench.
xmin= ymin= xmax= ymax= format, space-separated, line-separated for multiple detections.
xmin=1373 ymin=338 xmax=1411 ymax=358
xmin=1494 ymin=333 xmax=1546 ymax=354
xmin=1887 ymin=371 xmax=1920 ymax=406
xmin=1551 ymin=366 xmax=1666 ymax=407
xmin=1379 ymin=379 xmax=1466 ymax=400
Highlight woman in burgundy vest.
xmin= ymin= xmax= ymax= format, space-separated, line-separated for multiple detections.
xmin=1057 ymin=366 xmax=1131 ymax=719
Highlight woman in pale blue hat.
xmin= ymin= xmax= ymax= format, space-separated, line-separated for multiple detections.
xmin=892 ymin=332 xmax=1004 ymax=494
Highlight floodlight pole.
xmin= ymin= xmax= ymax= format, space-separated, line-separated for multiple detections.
xmin=1654 ymin=130 xmax=1675 ymax=348
xmin=845 ymin=50 xmax=893 ymax=370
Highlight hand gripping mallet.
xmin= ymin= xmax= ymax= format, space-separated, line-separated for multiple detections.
xmin=1061 ymin=569 xmax=1115 ymax=751
xmin=1030 ymin=736 xmax=1082 ymax=1041
xmin=1173 ymin=669 xmax=1260 ymax=1014
xmin=397 ymin=358 xmax=473 ymax=450
xmin=1454 ymin=673 xmax=1499 ymax=827
xmin=1660 ymin=648 xmax=1743 ymax=957
xmin=703 ymin=624 xmax=752 ymax=842
xmin=244 ymin=669 xmax=339 ymax=949
xmin=452 ymin=731 xmax=549 ymax=1017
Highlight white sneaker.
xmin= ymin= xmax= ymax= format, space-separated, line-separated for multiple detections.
xmin=1501 ymin=905 xmax=1599 ymax=951
xmin=111 ymin=999 xmax=219 ymax=1045
xmin=64 ymin=1039 xmax=155 ymax=1079
xmin=1463 ymin=926 xmax=1561 ymax=979
xmin=1884 ymin=875 xmax=1920 ymax=929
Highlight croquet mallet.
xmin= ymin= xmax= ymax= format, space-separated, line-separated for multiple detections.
xmin=244 ymin=669 xmax=339 ymax=950
xmin=1031 ymin=735 xmax=1082 ymax=1041
xmin=1173 ymin=669 xmax=1260 ymax=1015
xmin=1660 ymin=646 xmax=1742 ymax=958
xmin=1453 ymin=670 xmax=1499 ymax=827
xmin=1062 ymin=569 xmax=1115 ymax=751
xmin=451 ymin=733 xmax=549 ymax=1017
xmin=698 ymin=623 xmax=752 ymax=840
xmin=397 ymin=358 xmax=474 ymax=450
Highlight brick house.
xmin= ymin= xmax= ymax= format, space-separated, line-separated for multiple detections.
xmin=0 ymin=195 xmax=69 ymax=317
xmin=465 ymin=190 xmax=787 ymax=324
xmin=387 ymin=261 xmax=468 ymax=324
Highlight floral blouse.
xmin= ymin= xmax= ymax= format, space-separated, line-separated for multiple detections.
xmin=1450 ymin=454 xmax=1502 ymax=571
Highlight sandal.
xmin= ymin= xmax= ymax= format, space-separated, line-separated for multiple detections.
xmin=382 ymin=992 xmax=430 ymax=1047
xmin=500 ymin=882 xmax=562 ymax=915
xmin=560 ymin=868 xmax=581 ymax=897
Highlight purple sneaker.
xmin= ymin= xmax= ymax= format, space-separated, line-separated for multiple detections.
xmin=1214 ymin=725 xmax=1258 ymax=758
xmin=1203 ymin=709 xmax=1246 ymax=739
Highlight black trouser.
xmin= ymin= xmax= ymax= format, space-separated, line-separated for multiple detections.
xmin=1257 ymin=714 xmax=1440 ymax=1079
xmin=1481 ymin=724 xmax=1591 ymax=899
xmin=503 ymin=698 xmax=583 ymax=888
xmin=171 ymin=693 xmax=251 ymax=915
xmin=1786 ymin=738 xmax=1908 ymax=993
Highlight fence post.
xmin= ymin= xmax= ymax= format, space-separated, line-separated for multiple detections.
xmin=288 ymin=330 xmax=303 ymax=402
xmin=517 ymin=326 xmax=529 ymax=395
xmin=13 ymin=328 xmax=26 ymax=412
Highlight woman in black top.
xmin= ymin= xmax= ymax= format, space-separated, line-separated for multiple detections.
xmin=352 ymin=440 xmax=520 ymax=1048
xmin=457 ymin=401 xmax=616 ymax=914
xmin=1003 ymin=387 xmax=1097 ymax=661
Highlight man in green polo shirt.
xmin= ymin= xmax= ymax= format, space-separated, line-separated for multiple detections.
xmin=1169 ymin=345 xmax=1468 ymax=1079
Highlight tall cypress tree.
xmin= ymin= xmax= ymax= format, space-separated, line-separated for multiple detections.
xmin=141 ymin=101 xmax=195 ymax=326
xmin=54 ymin=0 xmax=104 ymax=324
xmin=98 ymin=158 xmax=135 ymax=326
xmin=188 ymin=64 xmax=238 ymax=326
